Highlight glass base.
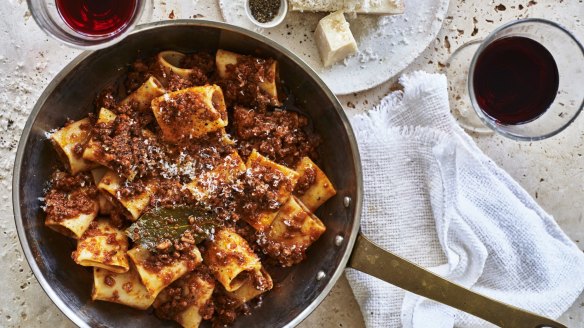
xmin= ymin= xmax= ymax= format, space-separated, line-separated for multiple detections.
xmin=445 ymin=40 xmax=493 ymax=134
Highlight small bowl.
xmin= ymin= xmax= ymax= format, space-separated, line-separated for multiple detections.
xmin=245 ymin=0 xmax=288 ymax=29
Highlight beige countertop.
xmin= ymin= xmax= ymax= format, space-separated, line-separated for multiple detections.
xmin=0 ymin=0 xmax=582 ymax=327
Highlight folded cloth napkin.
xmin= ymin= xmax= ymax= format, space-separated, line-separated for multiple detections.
xmin=345 ymin=71 xmax=584 ymax=328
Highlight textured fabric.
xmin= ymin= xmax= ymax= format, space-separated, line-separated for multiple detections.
xmin=346 ymin=71 xmax=584 ymax=328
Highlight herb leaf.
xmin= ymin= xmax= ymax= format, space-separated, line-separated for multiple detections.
xmin=126 ymin=205 xmax=222 ymax=252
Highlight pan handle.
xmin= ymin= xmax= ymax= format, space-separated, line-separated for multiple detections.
xmin=347 ymin=233 xmax=566 ymax=328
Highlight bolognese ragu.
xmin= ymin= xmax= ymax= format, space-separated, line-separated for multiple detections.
xmin=42 ymin=49 xmax=336 ymax=327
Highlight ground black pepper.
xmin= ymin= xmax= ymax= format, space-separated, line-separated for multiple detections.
xmin=249 ymin=0 xmax=280 ymax=23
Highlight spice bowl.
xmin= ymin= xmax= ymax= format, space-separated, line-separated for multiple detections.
xmin=245 ymin=0 xmax=288 ymax=28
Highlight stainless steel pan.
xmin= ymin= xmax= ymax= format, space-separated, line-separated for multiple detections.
xmin=13 ymin=20 xmax=564 ymax=328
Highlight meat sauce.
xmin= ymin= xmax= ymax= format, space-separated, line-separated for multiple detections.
xmin=45 ymin=50 xmax=323 ymax=327
xmin=219 ymin=55 xmax=277 ymax=110
xmin=45 ymin=171 xmax=98 ymax=222
xmin=232 ymin=106 xmax=319 ymax=167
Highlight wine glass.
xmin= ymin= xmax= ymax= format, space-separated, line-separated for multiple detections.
xmin=446 ymin=18 xmax=584 ymax=140
xmin=27 ymin=0 xmax=153 ymax=50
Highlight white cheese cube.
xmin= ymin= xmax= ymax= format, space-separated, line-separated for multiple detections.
xmin=315 ymin=11 xmax=358 ymax=67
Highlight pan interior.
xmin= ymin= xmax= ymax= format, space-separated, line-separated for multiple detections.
xmin=14 ymin=21 xmax=361 ymax=328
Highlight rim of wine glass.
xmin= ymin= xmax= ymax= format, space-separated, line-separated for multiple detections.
xmin=467 ymin=17 xmax=584 ymax=141
xmin=26 ymin=0 xmax=151 ymax=50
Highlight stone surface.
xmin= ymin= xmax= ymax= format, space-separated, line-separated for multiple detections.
xmin=0 ymin=0 xmax=582 ymax=327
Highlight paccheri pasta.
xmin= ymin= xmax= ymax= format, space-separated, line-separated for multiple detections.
xmin=43 ymin=49 xmax=336 ymax=327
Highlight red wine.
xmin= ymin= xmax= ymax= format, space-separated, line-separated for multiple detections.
xmin=55 ymin=0 xmax=138 ymax=36
xmin=473 ymin=36 xmax=559 ymax=125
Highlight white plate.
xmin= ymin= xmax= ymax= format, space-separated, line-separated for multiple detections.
xmin=219 ymin=0 xmax=449 ymax=95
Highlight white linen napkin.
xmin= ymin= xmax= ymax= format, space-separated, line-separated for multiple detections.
xmin=345 ymin=71 xmax=584 ymax=328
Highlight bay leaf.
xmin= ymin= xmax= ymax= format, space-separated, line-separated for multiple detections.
xmin=126 ymin=205 xmax=222 ymax=252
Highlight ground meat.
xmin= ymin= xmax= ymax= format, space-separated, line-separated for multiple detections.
xmin=118 ymin=178 xmax=147 ymax=199
xmin=95 ymin=87 xmax=118 ymax=110
xmin=108 ymin=206 xmax=127 ymax=229
xmin=256 ymin=204 xmax=325 ymax=267
xmin=148 ymin=179 xmax=196 ymax=209
xmin=143 ymin=239 xmax=200 ymax=272
xmin=165 ymin=70 xmax=209 ymax=93
xmin=125 ymin=52 xmax=214 ymax=94
xmin=212 ymin=156 xmax=299 ymax=231
xmin=44 ymin=171 xmax=98 ymax=222
xmin=232 ymin=106 xmax=320 ymax=167
xmin=72 ymin=143 xmax=84 ymax=158
xmin=211 ymin=280 xmax=266 ymax=328
xmin=237 ymin=164 xmax=289 ymax=220
xmin=124 ymin=58 xmax=152 ymax=93
xmin=294 ymin=167 xmax=316 ymax=195
xmin=91 ymin=106 xmax=238 ymax=185
xmin=155 ymin=90 xmax=219 ymax=130
xmin=197 ymin=179 xmax=239 ymax=223
xmin=218 ymin=55 xmax=278 ymax=109
xmin=104 ymin=274 xmax=116 ymax=287
xmin=164 ymin=51 xmax=215 ymax=91
xmin=234 ymin=221 xmax=263 ymax=255
xmin=257 ymin=227 xmax=307 ymax=267
xmin=166 ymin=74 xmax=196 ymax=92
xmin=122 ymin=282 xmax=133 ymax=293
xmin=88 ymin=113 xmax=156 ymax=180
xmin=212 ymin=287 xmax=243 ymax=327
xmin=154 ymin=266 xmax=216 ymax=321
xmin=115 ymin=100 xmax=155 ymax=127
xmin=181 ymin=52 xmax=215 ymax=76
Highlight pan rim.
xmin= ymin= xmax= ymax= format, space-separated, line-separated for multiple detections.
xmin=12 ymin=19 xmax=363 ymax=328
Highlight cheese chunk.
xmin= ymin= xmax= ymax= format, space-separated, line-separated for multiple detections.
xmin=290 ymin=0 xmax=404 ymax=14
xmin=315 ymin=11 xmax=358 ymax=67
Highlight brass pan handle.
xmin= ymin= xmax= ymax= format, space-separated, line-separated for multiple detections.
xmin=347 ymin=233 xmax=566 ymax=328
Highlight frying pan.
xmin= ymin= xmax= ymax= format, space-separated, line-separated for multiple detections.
xmin=13 ymin=20 xmax=564 ymax=328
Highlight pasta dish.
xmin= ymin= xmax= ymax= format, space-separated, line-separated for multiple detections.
xmin=42 ymin=49 xmax=336 ymax=327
